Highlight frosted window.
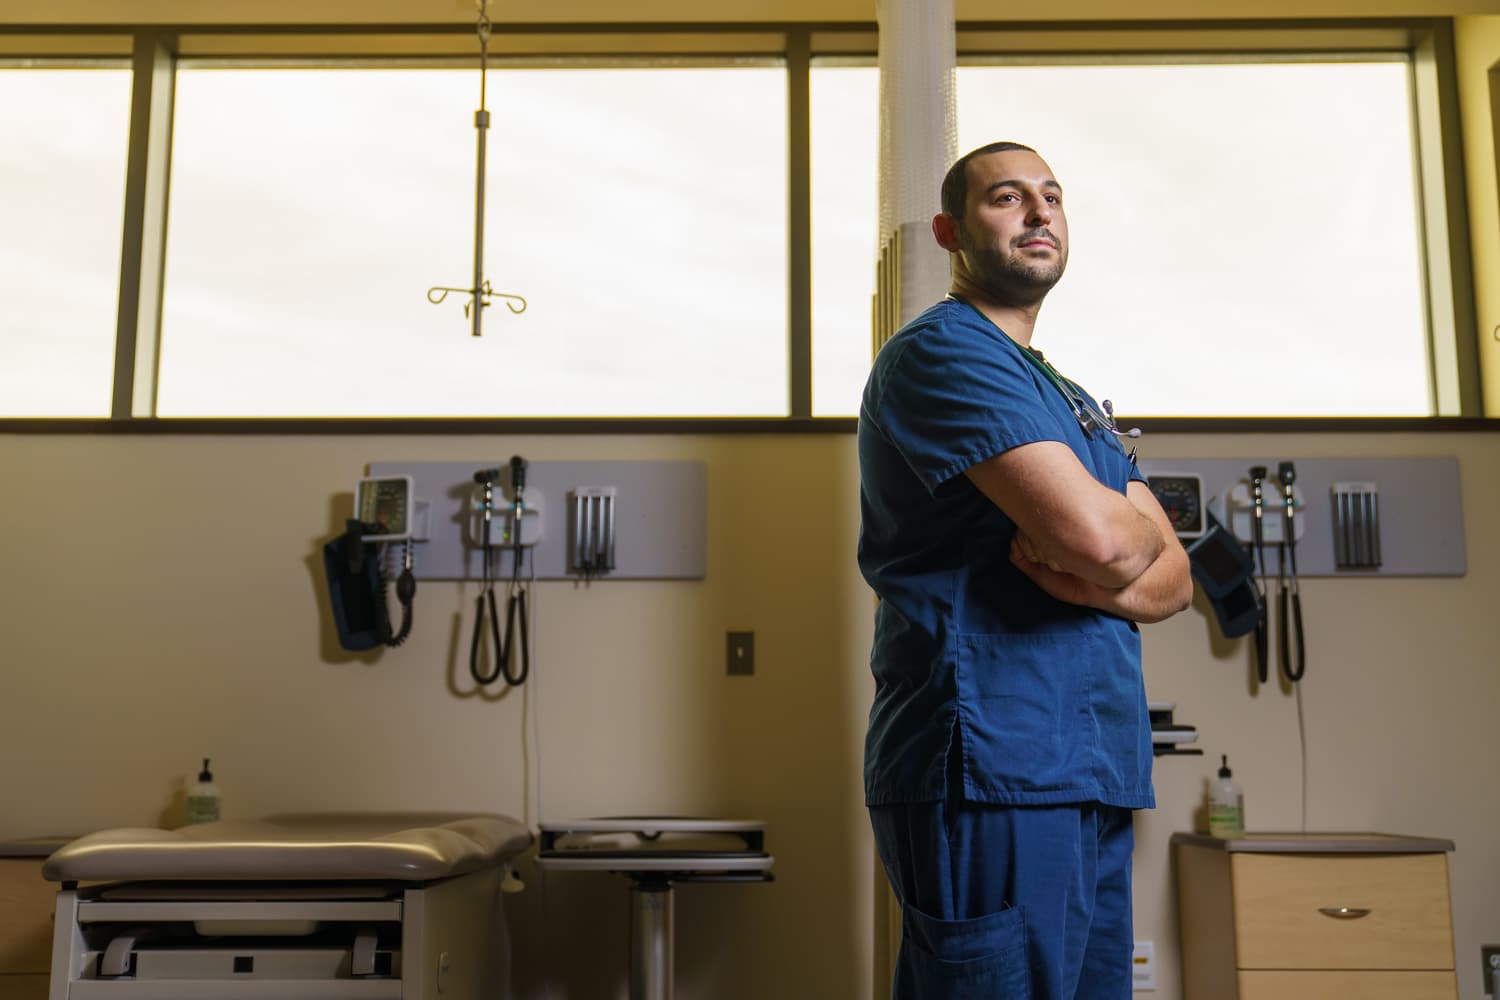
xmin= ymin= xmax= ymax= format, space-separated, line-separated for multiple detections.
xmin=0 ymin=67 xmax=130 ymax=417
xmin=810 ymin=59 xmax=1430 ymax=417
xmin=159 ymin=65 xmax=788 ymax=417
xmin=810 ymin=63 xmax=880 ymax=418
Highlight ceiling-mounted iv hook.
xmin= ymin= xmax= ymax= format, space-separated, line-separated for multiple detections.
xmin=479 ymin=280 xmax=528 ymax=315
xmin=425 ymin=0 xmax=527 ymax=337
xmin=425 ymin=283 xmax=528 ymax=317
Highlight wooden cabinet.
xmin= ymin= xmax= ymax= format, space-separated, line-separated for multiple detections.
xmin=1173 ymin=833 xmax=1458 ymax=1000
xmin=0 ymin=840 xmax=69 ymax=1000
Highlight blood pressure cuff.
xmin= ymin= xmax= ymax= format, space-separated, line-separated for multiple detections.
xmin=1184 ymin=510 xmax=1262 ymax=639
xmin=322 ymin=520 xmax=386 ymax=651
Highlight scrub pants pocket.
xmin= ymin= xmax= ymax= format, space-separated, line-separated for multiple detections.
xmin=896 ymin=898 xmax=1030 ymax=999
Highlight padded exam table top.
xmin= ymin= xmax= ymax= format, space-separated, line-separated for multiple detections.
xmin=42 ymin=812 xmax=532 ymax=883
xmin=537 ymin=817 xmax=773 ymax=874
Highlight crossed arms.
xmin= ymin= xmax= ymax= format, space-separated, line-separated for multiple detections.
xmin=964 ymin=441 xmax=1193 ymax=624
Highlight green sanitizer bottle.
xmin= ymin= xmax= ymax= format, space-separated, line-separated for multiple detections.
xmin=1208 ymin=754 xmax=1245 ymax=839
xmin=186 ymin=758 xmax=222 ymax=825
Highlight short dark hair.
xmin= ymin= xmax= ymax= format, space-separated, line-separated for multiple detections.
xmin=940 ymin=141 xmax=1037 ymax=219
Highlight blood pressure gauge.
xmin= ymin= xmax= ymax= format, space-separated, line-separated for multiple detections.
xmin=356 ymin=475 xmax=428 ymax=541
xmin=1147 ymin=473 xmax=1206 ymax=540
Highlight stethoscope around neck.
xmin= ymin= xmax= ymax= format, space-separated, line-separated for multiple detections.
xmin=1044 ymin=370 xmax=1141 ymax=443
xmin=947 ymin=293 xmax=1140 ymax=443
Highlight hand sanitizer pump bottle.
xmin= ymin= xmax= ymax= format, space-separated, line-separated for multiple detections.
xmin=1209 ymin=754 xmax=1245 ymax=839
xmin=187 ymin=758 xmax=222 ymax=825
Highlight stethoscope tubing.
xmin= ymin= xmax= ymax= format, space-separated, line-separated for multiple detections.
xmin=469 ymin=482 xmax=530 ymax=688
xmin=1250 ymin=474 xmax=1270 ymax=684
xmin=1278 ymin=486 xmax=1307 ymax=683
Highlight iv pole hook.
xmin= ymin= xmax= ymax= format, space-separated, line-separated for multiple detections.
xmin=426 ymin=0 xmax=527 ymax=335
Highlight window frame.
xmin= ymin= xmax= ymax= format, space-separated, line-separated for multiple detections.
xmin=0 ymin=17 xmax=1486 ymax=432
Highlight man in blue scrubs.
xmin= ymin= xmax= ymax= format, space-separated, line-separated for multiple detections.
xmin=858 ymin=142 xmax=1194 ymax=998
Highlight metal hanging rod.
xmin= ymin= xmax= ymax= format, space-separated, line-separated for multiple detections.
xmin=427 ymin=0 xmax=527 ymax=336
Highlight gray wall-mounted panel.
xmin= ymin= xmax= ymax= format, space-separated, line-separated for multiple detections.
xmin=365 ymin=460 xmax=705 ymax=582
xmin=1137 ymin=455 xmax=1464 ymax=577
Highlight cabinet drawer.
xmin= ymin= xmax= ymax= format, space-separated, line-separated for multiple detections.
xmin=1238 ymin=970 xmax=1457 ymax=1000
xmin=1230 ymin=853 xmax=1453 ymax=970
xmin=0 ymin=860 xmax=55 ymax=974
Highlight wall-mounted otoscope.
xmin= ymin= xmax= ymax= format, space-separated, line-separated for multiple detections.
xmin=1277 ymin=462 xmax=1306 ymax=682
xmin=1248 ymin=466 xmax=1270 ymax=684
xmin=475 ymin=466 xmax=502 ymax=548
xmin=508 ymin=455 xmax=528 ymax=570
xmin=470 ymin=458 xmax=533 ymax=688
xmin=1226 ymin=462 xmax=1310 ymax=687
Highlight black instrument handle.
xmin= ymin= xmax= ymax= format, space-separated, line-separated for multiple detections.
xmin=384 ymin=566 xmax=415 ymax=647
xmin=470 ymin=590 xmax=503 ymax=685
xmin=503 ymin=588 xmax=531 ymax=687
xmin=1255 ymin=616 xmax=1269 ymax=684
xmin=1280 ymin=589 xmax=1306 ymax=683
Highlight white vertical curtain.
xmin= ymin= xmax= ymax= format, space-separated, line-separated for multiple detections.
xmin=873 ymin=0 xmax=958 ymax=350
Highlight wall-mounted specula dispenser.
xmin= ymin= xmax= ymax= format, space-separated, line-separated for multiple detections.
xmin=1331 ymin=481 xmax=1381 ymax=570
xmin=569 ymin=487 xmax=617 ymax=578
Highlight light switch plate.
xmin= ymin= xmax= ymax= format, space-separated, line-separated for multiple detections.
xmin=727 ymin=631 xmax=754 ymax=676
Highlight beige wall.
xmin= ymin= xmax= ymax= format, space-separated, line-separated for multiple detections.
xmin=3 ymin=429 xmax=1499 ymax=1000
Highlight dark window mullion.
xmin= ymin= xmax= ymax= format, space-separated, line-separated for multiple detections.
xmin=787 ymin=29 xmax=811 ymax=418
xmin=112 ymin=30 xmax=176 ymax=419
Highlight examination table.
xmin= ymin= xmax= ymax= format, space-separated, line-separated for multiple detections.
xmin=41 ymin=812 xmax=531 ymax=1000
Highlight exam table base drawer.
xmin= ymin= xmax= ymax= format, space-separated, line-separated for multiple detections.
xmin=67 ymin=982 xmax=400 ymax=999
xmin=75 ymin=947 xmax=400 ymax=982
xmin=1238 ymin=970 xmax=1458 ymax=999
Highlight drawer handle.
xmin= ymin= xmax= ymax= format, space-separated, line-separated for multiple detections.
xmin=1318 ymin=907 xmax=1371 ymax=919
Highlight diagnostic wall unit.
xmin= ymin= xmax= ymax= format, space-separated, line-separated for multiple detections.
xmin=365 ymin=459 xmax=706 ymax=582
xmin=1137 ymin=456 xmax=1464 ymax=577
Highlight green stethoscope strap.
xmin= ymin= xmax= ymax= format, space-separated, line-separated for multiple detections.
xmin=948 ymin=294 xmax=1099 ymax=433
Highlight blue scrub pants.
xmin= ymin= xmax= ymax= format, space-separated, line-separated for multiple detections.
xmin=869 ymin=799 xmax=1135 ymax=999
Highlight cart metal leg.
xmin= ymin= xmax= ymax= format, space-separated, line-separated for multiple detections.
xmin=630 ymin=878 xmax=674 ymax=1000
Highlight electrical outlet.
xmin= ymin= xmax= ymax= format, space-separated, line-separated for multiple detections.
xmin=1482 ymin=945 xmax=1500 ymax=995
xmin=1133 ymin=940 xmax=1156 ymax=991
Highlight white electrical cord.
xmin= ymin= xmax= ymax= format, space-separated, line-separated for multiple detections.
xmin=525 ymin=555 xmax=544 ymax=827
xmin=521 ymin=561 xmax=558 ymax=1000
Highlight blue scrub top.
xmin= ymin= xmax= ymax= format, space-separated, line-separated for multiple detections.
xmin=858 ymin=298 xmax=1154 ymax=810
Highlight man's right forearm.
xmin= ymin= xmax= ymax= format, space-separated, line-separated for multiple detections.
xmin=1012 ymin=528 xmax=1190 ymax=622
xmin=966 ymin=440 xmax=1164 ymax=588
xmin=1020 ymin=497 xmax=1164 ymax=589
